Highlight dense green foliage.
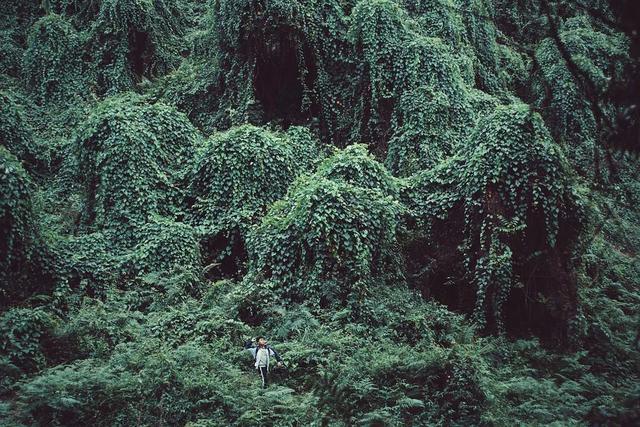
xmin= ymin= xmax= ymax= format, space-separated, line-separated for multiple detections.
xmin=0 ymin=91 xmax=45 ymax=171
xmin=72 ymin=92 xmax=201 ymax=232
xmin=398 ymin=103 xmax=583 ymax=341
xmin=21 ymin=13 xmax=89 ymax=104
xmin=460 ymin=105 xmax=577 ymax=331
xmin=0 ymin=147 xmax=54 ymax=306
xmin=1 ymin=0 xmax=639 ymax=425
xmin=188 ymin=124 xmax=322 ymax=277
xmin=244 ymin=150 xmax=403 ymax=313
xmin=533 ymin=14 xmax=630 ymax=178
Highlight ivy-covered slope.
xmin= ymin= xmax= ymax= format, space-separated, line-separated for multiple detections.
xmin=1 ymin=0 xmax=639 ymax=425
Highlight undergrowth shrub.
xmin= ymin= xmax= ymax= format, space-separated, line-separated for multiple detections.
xmin=0 ymin=307 xmax=57 ymax=394
xmin=54 ymin=296 xmax=144 ymax=362
xmin=314 ymin=339 xmax=488 ymax=425
xmin=14 ymin=313 xmax=315 ymax=426
xmin=15 ymin=340 xmax=240 ymax=426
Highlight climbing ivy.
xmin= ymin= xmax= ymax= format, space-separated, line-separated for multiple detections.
xmin=0 ymin=91 xmax=45 ymax=171
xmin=89 ymin=0 xmax=187 ymax=93
xmin=400 ymin=154 xmax=466 ymax=236
xmin=153 ymin=0 xmax=354 ymax=142
xmin=53 ymin=215 xmax=204 ymax=312
xmin=0 ymin=146 xmax=54 ymax=306
xmin=400 ymin=103 xmax=580 ymax=335
xmin=72 ymin=92 xmax=201 ymax=236
xmin=314 ymin=144 xmax=399 ymax=197
xmin=460 ymin=0 xmax=504 ymax=94
xmin=0 ymin=29 xmax=23 ymax=77
xmin=244 ymin=147 xmax=404 ymax=315
xmin=187 ymin=124 xmax=322 ymax=276
xmin=385 ymin=85 xmax=461 ymax=175
xmin=460 ymin=104 xmax=570 ymax=247
xmin=1 ymin=1 xmax=639 ymax=425
xmin=0 ymin=0 xmax=41 ymax=43
xmin=0 ymin=307 xmax=57 ymax=380
xmin=21 ymin=13 xmax=90 ymax=104
xmin=533 ymin=14 xmax=630 ymax=177
xmin=34 ymin=0 xmax=190 ymax=95
xmin=459 ymin=103 xmax=577 ymax=333
xmin=123 ymin=217 xmax=204 ymax=305
xmin=349 ymin=0 xmax=475 ymax=171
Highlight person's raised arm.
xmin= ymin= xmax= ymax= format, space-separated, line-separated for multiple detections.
xmin=269 ymin=346 xmax=283 ymax=363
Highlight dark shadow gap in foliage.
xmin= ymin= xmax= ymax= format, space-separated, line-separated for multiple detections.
xmin=200 ymin=231 xmax=247 ymax=280
xmin=252 ymin=26 xmax=319 ymax=128
xmin=128 ymin=29 xmax=153 ymax=80
xmin=501 ymin=209 xmax=579 ymax=344
xmin=405 ymin=201 xmax=579 ymax=346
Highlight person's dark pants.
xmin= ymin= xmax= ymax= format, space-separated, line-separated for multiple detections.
xmin=258 ymin=366 xmax=268 ymax=388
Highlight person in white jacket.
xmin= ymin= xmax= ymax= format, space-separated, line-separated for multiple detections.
xmin=243 ymin=336 xmax=284 ymax=388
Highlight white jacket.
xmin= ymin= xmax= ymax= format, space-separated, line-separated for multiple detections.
xmin=244 ymin=343 xmax=283 ymax=372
